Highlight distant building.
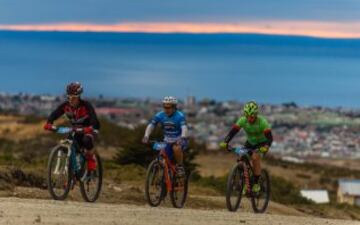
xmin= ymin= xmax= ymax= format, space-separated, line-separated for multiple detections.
xmin=300 ymin=190 xmax=330 ymax=204
xmin=184 ymin=96 xmax=197 ymax=117
xmin=206 ymin=135 xmax=220 ymax=151
xmin=185 ymin=96 xmax=196 ymax=108
xmin=96 ymin=107 xmax=139 ymax=117
xmin=40 ymin=95 xmax=57 ymax=101
xmin=337 ymin=180 xmax=360 ymax=206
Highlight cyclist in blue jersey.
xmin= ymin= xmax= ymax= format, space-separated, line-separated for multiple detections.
xmin=142 ymin=96 xmax=189 ymax=176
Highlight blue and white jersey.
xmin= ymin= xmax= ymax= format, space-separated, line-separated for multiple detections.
xmin=150 ymin=110 xmax=187 ymax=142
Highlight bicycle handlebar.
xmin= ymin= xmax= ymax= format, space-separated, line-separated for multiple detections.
xmin=52 ymin=126 xmax=85 ymax=134
xmin=56 ymin=127 xmax=73 ymax=134
xmin=147 ymin=140 xmax=166 ymax=151
xmin=227 ymin=144 xmax=257 ymax=156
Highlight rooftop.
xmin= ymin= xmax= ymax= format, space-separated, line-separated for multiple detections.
xmin=338 ymin=180 xmax=360 ymax=196
xmin=300 ymin=190 xmax=330 ymax=204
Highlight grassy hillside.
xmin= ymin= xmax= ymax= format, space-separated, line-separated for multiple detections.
xmin=0 ymin=114 xmax=359 ymax=220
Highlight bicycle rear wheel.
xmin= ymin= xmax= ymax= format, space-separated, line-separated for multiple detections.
xmin=80 ymin=153 xmax=103 ymax=202
xmin=226 ymin=163 xmax=245 ymax=212
xmin=170 ymin=171 xmax=189 ymax=209
xmin=47 ymin=145 xmax=72 ymax=200
xmin=145 ymin=160 xmax=166 ymax=207
xmin=251 ymin=169 xmax=271 ymax=213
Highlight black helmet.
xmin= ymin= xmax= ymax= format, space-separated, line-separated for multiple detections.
xmin=66 ymin=82 xmax=83 ymax=95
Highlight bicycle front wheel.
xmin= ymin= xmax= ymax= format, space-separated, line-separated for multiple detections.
xmin=226 ymin=163 xmax=244 ymax=212
xmin=170 ymin=171 xmax=189 ymax=209
xmin=47 ymin=145 xmax=72 ymax=200
xmin=251 ymin=169 xmax=271 ymax=213
xmin=80 ymin=153 xmax=103 ymax=203
xmin=145 ymin=160 xmax=166 ymax=207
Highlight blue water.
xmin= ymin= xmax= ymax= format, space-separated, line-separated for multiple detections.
xmin=0 ymin=31 xmax=360 ymax=107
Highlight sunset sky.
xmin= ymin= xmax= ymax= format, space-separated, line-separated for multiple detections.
xmin=1 ymin=0 xmax=360 ymax=38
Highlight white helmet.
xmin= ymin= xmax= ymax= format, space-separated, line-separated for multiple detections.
xmin=162 ymin=96 xmax=178 ymax=105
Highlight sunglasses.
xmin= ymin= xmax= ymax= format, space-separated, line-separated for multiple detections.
xmin=163 ymin=106 xmax=173 ymax=110
xmin=67 ymin=95 xmax=80 ymax=99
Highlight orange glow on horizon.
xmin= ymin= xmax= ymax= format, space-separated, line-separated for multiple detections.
xmin=1 ymin=21 xmax=360 ymax=39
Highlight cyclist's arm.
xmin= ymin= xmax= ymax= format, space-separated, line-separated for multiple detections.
xmin=181 ymin=125 xmax=188 ymax=138
xmin=264 ymin=129 xmax=273 ymax=146
xmin=144 ymin=124 xmax=155 ymax=138
xmin=46 ymin=102 xmax=66 ymax=124
xmin=179 ymin=114 xmax=188 ymax=138
xmin=224 ymin=117 xmax=244 ymax=143
xmin=85 ymin=101 xmax=100 ymax=131
xmin=224 ymin=124 xmax=241 ymax=143
xmin=144 ymin=113 xmax=161 ymax=138
xmin=260 ymin=117 xmax=272 ymax=146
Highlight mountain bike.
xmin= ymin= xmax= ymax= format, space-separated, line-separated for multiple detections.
xmin=225 ymin=145 xmax=270 ymax=213
xmin=145 ymin=141 xmax=188 ymax=208
xmin=47 ymin=127 xmax=103 ymax=202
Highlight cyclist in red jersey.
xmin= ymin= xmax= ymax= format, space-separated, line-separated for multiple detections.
xmin=44 ymin=82 xmax=100 ymax=176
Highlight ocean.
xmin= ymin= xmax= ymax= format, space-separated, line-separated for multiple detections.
xmin=0 ymin=31 xmax=360 ymax=108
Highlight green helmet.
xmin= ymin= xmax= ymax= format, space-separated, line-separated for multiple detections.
xmin=244 ymin=101 xmax=259 ymax=117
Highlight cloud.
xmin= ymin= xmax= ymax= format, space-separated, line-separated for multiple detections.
xmin=1 ymin=21 xmax=360 ymax=38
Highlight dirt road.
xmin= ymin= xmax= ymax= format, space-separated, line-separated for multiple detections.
xmin=0 ymin=197 xmax=357 ymax=225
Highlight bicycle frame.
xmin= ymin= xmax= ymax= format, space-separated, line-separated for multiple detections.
xmin=158 ymin=149 xmax=177 ymax=192
xmin=53 ymin=138 xmax=84 ymax=177
xmin=233 ymin=147 xmax=256 ymax=195
xmin=237 ymin=159 xmax=253 ymax=195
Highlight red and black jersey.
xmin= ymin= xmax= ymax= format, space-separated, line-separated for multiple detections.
xmin=47 ymin=99 xmax=100 ymax=130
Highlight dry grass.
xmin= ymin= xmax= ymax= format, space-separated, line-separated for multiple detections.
xmin=196 ymin=153 xmax=321 ymax=188
xmin=0 ymin=115 xmax=45 ymax=141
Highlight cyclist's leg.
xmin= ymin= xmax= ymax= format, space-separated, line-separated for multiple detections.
xmin=252 ymin=152 xmax=261 ymax=177
xmin=71 ymin=134 xmax=82 ymax=168
xmin=251 ymin=142 xmax=268 ymax=192
xmin=165 ymin=143 xmax=175 ymax=161
xmin=245 ymin=142 xmax=262 ymax=191
xmin=246 ymin=141 xmax=264 ymax=178
xmin=81 ymin=134 xmax=97 ymax=171
xmin=173 ymin=138 xmax=189 ymax=164
xmin=173 ymin=143 xmax=183 ymax=165
xmin=173 ymin=140 xmax=188 ymax=176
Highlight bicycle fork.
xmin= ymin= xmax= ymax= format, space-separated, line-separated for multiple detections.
xmin=54 ymin=146 xmax=71 ymax=175
xmin=163 ymin=161 xmax=172 ymax=192
xmin=242 ymin=162 xmax=251 ymax=194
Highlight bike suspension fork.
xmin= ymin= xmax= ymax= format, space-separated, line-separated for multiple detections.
xmin=54 ymin=150 xmax=64 ymax=175
xmin=242 ymin=162 xmax=251 ymax=193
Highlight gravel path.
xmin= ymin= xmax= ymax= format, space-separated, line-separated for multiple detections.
xmin=0 ymin=197 xmax=358 ymax=225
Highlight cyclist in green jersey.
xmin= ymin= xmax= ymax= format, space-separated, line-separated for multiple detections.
xmin=220 ymin=101 xmax=273 ymax=193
